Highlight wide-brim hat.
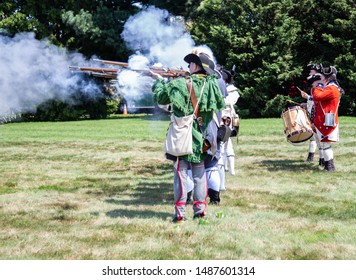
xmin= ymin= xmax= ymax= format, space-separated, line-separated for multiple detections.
xmin=221 ymin=69 xmax=232 ymax=82
xmin=208 ymin=59 xmax=222 ymax=78
xmin=184 ymin=53 xmax=215 ymax=75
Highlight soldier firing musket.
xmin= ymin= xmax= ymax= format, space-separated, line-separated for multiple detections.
xmin=70 ymin=64 xmax=189 ymax=79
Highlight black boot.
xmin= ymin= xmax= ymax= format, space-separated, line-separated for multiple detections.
xmin=208 ymin=189 xmax=220 ymax=205
xmin=324 ymin=159 xmax=335 ymax=172
xmin=305 ymin=152 xmax=315 ymax=162
xmin=319 ymin=158 xmax=325 ymax=167
xmin=186 ymin=191 xmax=192 ymax=204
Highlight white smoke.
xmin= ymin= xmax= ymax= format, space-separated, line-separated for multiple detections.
xmin=0 ymin=32 xmax=102 ymax=118
xmin=118 ymin=6 xmax=215 ymax=108
xmin=121 ymin=7 xmax=195 ymax=68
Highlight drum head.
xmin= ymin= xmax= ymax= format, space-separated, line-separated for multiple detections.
xmin=282 ymin=106 xmax=301 ymax=114
xmin=287 ymin=130 xmax=313 ymax=143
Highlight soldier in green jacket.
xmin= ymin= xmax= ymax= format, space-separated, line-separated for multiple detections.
xmin=151 ymin=52 xmax=225 ymax=223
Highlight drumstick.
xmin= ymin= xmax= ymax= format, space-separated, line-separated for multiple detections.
xmin=287 ymin=99 xmax=300 ymax=105
xmin=297 ymin=86 xmax=310 ymax=99
xmin=297 ymin=87 xmax=307 ymax=94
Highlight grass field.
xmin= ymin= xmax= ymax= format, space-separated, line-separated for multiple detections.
xmin=0 ymin=115 xmax=355 ymax=260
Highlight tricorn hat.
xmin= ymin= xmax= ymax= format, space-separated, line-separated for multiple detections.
xmin=322 ymin=66 xmax=337 ymax=77
xmin=184 ymin=53 xmax=215 ymax=75
xmin=306 ymin=63 xmax=323 ymax=73
xmin=221 ymin=69 xmax=232 ymax=82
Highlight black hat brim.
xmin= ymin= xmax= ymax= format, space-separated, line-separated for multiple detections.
xmin=184 ymin=53 xmax=215 ymax=75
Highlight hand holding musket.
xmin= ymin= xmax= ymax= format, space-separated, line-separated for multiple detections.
xmin=136 ymin=68 xmax=188 ymax=78
xmin=150 ymin=71 xmax=163 ymax=80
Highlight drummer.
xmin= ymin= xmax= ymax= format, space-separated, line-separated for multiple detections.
xmin=300 ymin=65 xmax=342 ymax=171
xmin=298 ymin=63 xmax=325 ymax=167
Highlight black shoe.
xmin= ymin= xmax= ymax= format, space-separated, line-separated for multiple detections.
xmin=305 ymin=152 xmax=315 ymax=162
xmin=319 ymin=158 xmax=325 ymax=167
xmin=193 ymin=214 xmax=209 ymax=225
xmin=208 ymin=189 xmax=220 ymax=205
xmin=193 ymin=213 xmax=206 ymax=220
xmin=186 ymin=191 xmax=193 ymax=204
xmin=209 ymin=200 xmax=220 ymax=206
xmin=324 ymin=159 xmax=335 ymax=172
xmin=172 ymin=217 xmax=186 ymax=224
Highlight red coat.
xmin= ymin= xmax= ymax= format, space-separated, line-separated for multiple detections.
xmin=311 ymin=82 xmax=340 ymax=140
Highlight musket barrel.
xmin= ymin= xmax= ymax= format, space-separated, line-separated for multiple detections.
xmin=77 ymin=67 xmax=118 ymax=73
xmin=93 ymin=59 xmax=129 ymax=67
xmin=69 ymin=63 xmax=189 ymax=78
xmin=93 ymin=59 xmax=188 ymax=76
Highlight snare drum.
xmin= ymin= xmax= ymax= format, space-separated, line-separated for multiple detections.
xmin=281 ymin=106 xmax=313 ymax=144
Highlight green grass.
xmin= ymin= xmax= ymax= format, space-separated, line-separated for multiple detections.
xmin=0 ymin=115 xmax=355 ymax=260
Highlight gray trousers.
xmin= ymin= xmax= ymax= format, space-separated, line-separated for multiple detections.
xmin=173 ymin=159 xmax=207 ymax=218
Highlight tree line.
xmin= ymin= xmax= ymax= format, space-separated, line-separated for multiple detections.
xmin=1 ymin=0 xmax=355 ymax=120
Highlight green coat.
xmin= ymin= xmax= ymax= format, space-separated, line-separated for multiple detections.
xmin=152 ymin=74 xmax=225 ymax=163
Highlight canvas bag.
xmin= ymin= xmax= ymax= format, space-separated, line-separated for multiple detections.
xmin=164 ymin=78 xmax=205 ymax=157
xmin=164 ymin=113 xmax=194 ymax=157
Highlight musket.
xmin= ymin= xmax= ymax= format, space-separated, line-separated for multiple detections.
xmin=69 ymin=66 xmax=118 ymax=74
xmin=130 ymin=68 xmax=189 ymax=77
xmin=69 ymin=64 xmax=189 ymax=79
xmin=93 ymin=58 xmax=165 ymax=71
xmin=93 ymin=59 xmax=129 ymax=68
xmin=94 ymin=58 xmax=163 ymax=71
xmin=89 ymin=73 xmax=118 ymax=79
xmin=69 ymin=66 xmax=118 ymax=79
xmin=93 ymin=58 xmax=189 ymax=76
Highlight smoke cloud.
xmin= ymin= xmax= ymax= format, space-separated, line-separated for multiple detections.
xmin=118 ymin=6 xmax=215 ymax=108
xmin=0 ymin=6 xmax=217 ymax=118
xmin=0 ymin=32 xmax=101 ymax=119
xmin=121 ymin=7 xmax=194 ymax=68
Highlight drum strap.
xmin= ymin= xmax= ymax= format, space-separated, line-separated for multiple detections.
xmin=319 ymin=99 xmax=340 ymax=115
xmin=319 ymin=83 xmax=341 ymax=116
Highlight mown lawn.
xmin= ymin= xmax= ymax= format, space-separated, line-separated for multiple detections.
xmin=0 ymin=115 xmax=355 ymax=260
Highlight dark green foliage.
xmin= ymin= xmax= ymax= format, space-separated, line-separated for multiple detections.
xmin=106 ymin=99 xmax=120 ymax=115
xmin=61 ymin=4 xmax=135 ymax=59
xmin=21 ymin=100 xmax=84 ymax=122
xmin=21 ymin=95 xmax=109 ymax=121
xmin=1 ymin=0 xmax=355 ymax=119
xmin=262 ymin=94 xmax=293 ymax=118
xmin=189 ymin=0 xmax=356 ymax=117
xmin=0 ymin=0 xmax=137 ymax=58
xmin=143 ymin=0 xmax=203 ymax=18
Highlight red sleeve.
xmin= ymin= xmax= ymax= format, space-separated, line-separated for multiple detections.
xmin=312 ymin=85 xmax=338 ymax=101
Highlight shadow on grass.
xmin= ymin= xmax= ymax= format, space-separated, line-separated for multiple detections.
xmin=104 ymin=182 xmax=173 ymax=221
xmin=106 ymin=208 xmax=171 ymax=220
xmin=259 ymin=159 xmax=321 ymax=172
xmin=105 ymin=182 xmax=173 ymax=207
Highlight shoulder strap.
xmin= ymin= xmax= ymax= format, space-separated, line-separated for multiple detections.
xmin=186 ymin=77 xmax=207 ymax=133
xmin=186 ymin=78 xmax=200 ymax=117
